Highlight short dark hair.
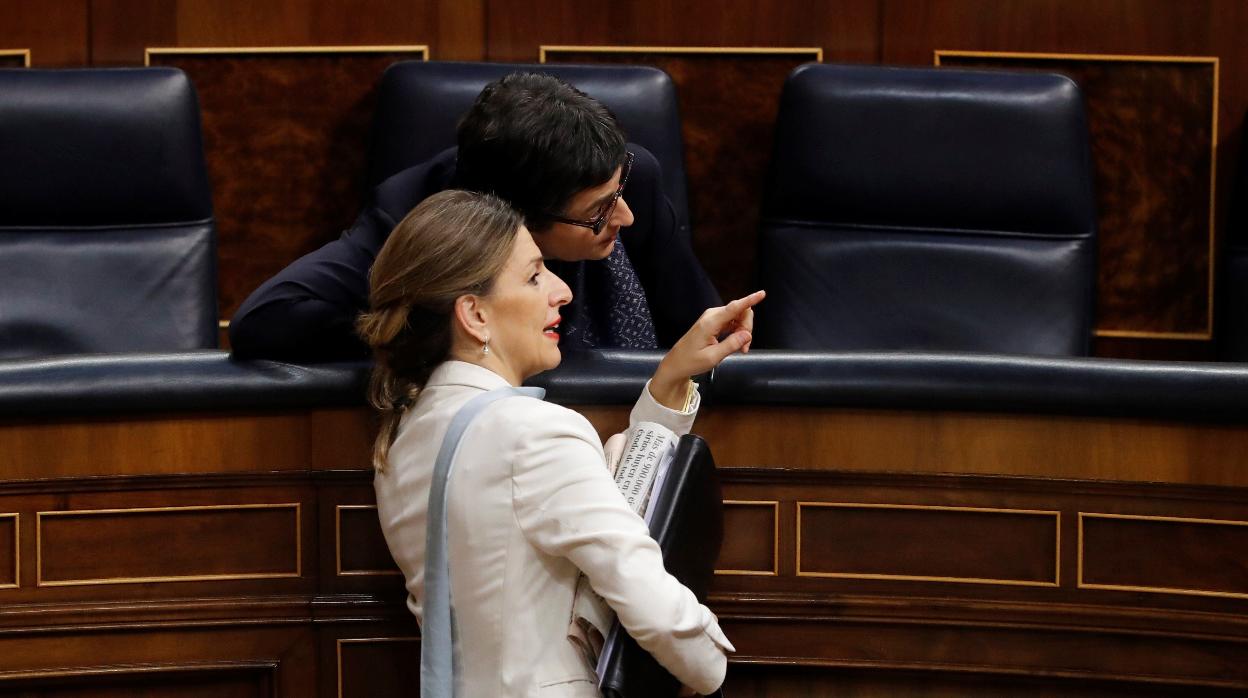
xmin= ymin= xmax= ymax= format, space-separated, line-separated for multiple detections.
xmin=453 ymin=72 xmax=628 ymax=231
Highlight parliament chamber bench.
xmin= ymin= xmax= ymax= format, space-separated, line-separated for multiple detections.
xmin=1 ymin=351 xmax=1247 ymax=696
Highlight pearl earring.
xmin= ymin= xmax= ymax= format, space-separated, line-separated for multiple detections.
xmin=482 ymin=336 xmax=490 ymax=356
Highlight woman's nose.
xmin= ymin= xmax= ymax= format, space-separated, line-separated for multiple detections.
xmin=550 ymin=274 xmax=572 ymax=306
xmin=613 ymin=195 xmax=635 ymax=228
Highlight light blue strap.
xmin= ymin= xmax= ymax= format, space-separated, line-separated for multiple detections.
xmin=421 ymin=385 xmax=545 ymax=698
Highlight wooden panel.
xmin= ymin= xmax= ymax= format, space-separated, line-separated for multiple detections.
xmin=543 ymin=47 xmax=819 ymax=302
xmin=146 ymin=47 xmax=426 ymax=321
xmin=38 ymin=504 xmax=300 ymax=586
xmin=487 ymin=0 xmax=878 ymax=63
xmin=1080 ymin=512 xmax=1248 ymax=598
xmin=0 ymin=412 xmax=314 ymax=479
xmin=716 ymin=501 xmax=778 ymax=576
xmin=0 ymin=627 xmax=317 ymax=697
xmin=580 ymin=405 xmax=1248 ymax=488
xmin=0 ymin=663 xmax=274 ymax=697
xmin=336 ymin=637 xmax=420 ymax=698
xmin=90 ymin=0 xmax=481 ymax=65
xmin=938 ymin=52 xmax=1217 ymax=340
xmin=336 ymin=505 xmax=401 ymax=576
xmin=0 ymin=0 xmax=88 ymax=66
xmin=0 ymin=514 xmax=16 ymax=589
xmin=798 ymin=503 xmax=1059 ymax=586
xmin=0 ymin=49 xmax=31 ymax=67
xmin=724 ymin=663 xmax=1248 ymax=698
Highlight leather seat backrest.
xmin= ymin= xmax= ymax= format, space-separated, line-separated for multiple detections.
xmin=366 ymin=60 xmax=692 ymax=238
xmin=757 ymin=63 xmax=1098 ymax=355
xmin=0 ymin=67 xmax=217 ymax=359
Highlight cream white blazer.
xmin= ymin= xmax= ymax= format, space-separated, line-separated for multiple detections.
xmin=375 ymin=361 xmax=732 ymax=697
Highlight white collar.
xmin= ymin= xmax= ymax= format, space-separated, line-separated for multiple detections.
xmin=424 ymin=360 xmax=514 ymax=392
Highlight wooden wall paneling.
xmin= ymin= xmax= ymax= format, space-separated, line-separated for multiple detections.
xmin=0 ymin=49 xmax=31 ymax=67
xmin=0 ymin=512 xmax=16 ymax=589
xmin=88 ymin=0 xmax=176 ymax=65
xmin=0 ymin=627 xmax=316 ymax=697
xmin=580 ymin=404 xmax=1248 ymax=487
xmin=90 ymin=0 xmax=485 ymax=63
xmin=796 ymin=502 xmax=1060 ymax=587
xmin=724 ymin=663 xmax=1248 ymax=698
xmin=145 ymin=46 xmax=427 ymax=322
xmin=487 ymin=0 xmax=879 ymax=63
xmin=0 ymin=0 xmax=88 ymax=66
xmin=0 ymin=412 xmax=313 ymax=479
xmin=716 ymin=500 xmax=779 ymax=575
xmin=937 ymin=52 xmax=1217 ymax=344
xmin=37 ymin=503 xmax=301 ymax=587
xmin=543 ymin=47 xmax=821 ymax=301
xmin=1079 ymin=512 xmax=1248 ymax=599
xmin=710 ymin=468 xmax=1248 ymax=692
xmin=0 ymin=480 xmax=317 ymax=604
xmin=317 ymin=478 xmax=405 ymax=596
xmin=0 ymin=661 xmax=277 ymax=697
xmin=333 ymin=636 xmax=420 ymax=698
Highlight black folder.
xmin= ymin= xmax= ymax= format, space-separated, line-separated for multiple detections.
xmin=598 ymin=434 xmax=726 ymax=698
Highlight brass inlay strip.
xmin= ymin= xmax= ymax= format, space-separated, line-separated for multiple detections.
xmin=336 ymin=637 xmax=419 ymax=698
xmin=797 ymin=502 xmax=1061 ymax=587
xmin=335 ymin=504 xmax=402 ymax=577
xmin=1078 ymin=511 xmax=1248 ymax=599
xmin=36 ymin=503 xmax=301 ymax=587
xmin=0 ymin=661 xmax=279 ymax=683
xmin=715 ymin=500 xmax=780 ymax=576
xmin=540 ymin=45 xmax=823 ymax=63
xmin=0 ymin=49 xmax=31 ymax=67
xmin=145 ymin=45 xmax=429 ymax=66
xmin=0 ymin=513 xmax=17 ymax=590
xmin=935 ymin=50 xmax=1219 ymax=341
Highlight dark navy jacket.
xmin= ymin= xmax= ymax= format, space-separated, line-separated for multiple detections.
xmin=229 ymin=145 xmax=720 ymax=361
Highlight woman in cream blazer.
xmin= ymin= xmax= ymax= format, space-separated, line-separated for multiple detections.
xmin=360 ymin=191 xmax=762 ymax=697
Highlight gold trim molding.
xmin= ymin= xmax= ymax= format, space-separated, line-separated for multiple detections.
xmin=145 ymin=45 xmax=429 ymax=66
xmin=336 ymin=637 xmax=419 ymax=698
xmin=335 ymin=505 xmax=402 ymax=577
xmin=36 ymin=503 xmax=302 ymax=587
xmin=935 ymin=50 xmax=1219 ymax=341
xmin=797 ymin=502 xmax=1061 ymax=588
xmin=715 ymin=500 xmax=780 ymax=576
xmin=0 ymin=49 xmax=31 ymax=67
xmin=0 ymin=513 xmax=17 ymax=590
xmin=1078 ymin=512 xmax=1248 ymax=599
xmin=540 ymin=45 xmax=823 ymax=63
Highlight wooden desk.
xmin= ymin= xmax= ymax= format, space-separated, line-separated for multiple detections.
xmin=2 ymin=403 xmax=1247 ymax=696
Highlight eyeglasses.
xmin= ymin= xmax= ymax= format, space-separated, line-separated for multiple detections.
xmin=544 ymin=152 xmax=634 ymax=235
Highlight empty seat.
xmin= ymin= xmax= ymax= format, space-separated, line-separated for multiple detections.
xmin=756 ymin=63 xmax=1098 ymax=355
xmin=366 ymin=60 xmax=693 ymax=239
xmin=0 ymin=67 xmax=217 ymax=358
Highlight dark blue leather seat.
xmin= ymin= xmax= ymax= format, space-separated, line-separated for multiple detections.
xmin=366 ymin=60 xmax=693 ymax=239
xmin=756 ymin=64 xmax=1098 ymax=355
xmin=0 ymin=68 xmax=217 ymax=359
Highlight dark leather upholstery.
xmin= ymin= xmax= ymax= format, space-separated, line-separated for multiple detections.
xmin=0 ymin=67 xmax=217 ymax=359
xmin=366 ymin=60 xmax=692 ymax=238
xmin=7 ymin=349 xmax=1248 ymax=421
xmin=757 ymin=64 xmax=1098 ymax=355
xmin=709 ymin=351 xmax=1248 ymax=420
xmin=0 ymin=352 xmax=367 ymax=418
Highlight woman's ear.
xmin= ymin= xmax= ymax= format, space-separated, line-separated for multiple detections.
xmin=452 ymin=294 xmax=490 ymax=345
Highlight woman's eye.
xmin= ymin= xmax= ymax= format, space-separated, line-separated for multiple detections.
xmin=528 ymin=272 xmax=540 ymax=285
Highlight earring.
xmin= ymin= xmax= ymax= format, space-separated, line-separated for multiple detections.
xmin=482 ymin=336 xmax=490 ymax=356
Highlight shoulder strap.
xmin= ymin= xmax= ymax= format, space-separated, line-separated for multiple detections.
xmin=421 ymin=385 xmax=546 ymax=698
